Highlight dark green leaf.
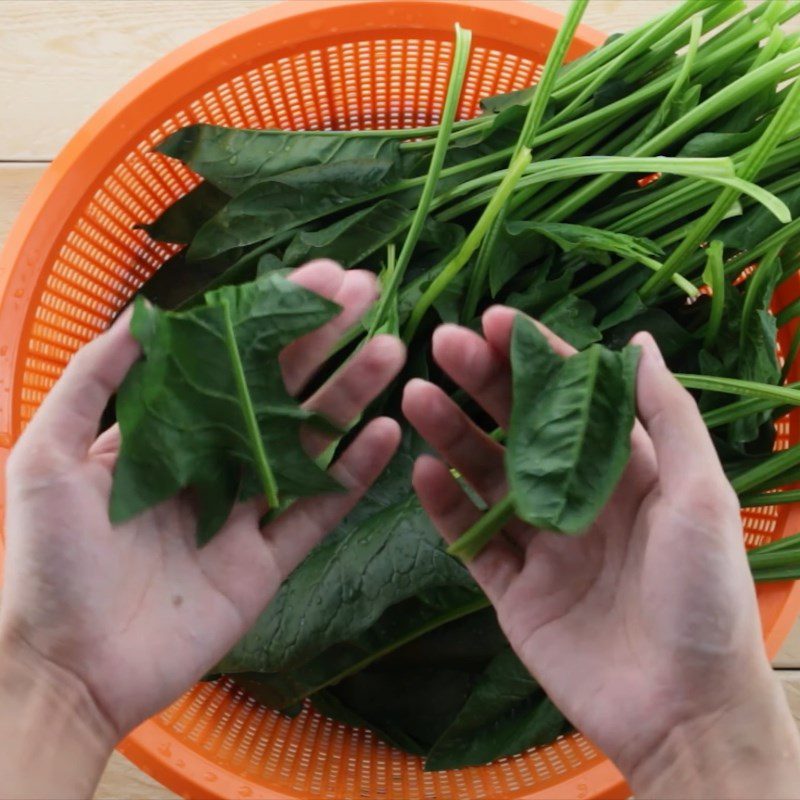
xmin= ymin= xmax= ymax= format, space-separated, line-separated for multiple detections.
xmin=677 ymin=119 xmax=769 ymax=159
xmin=507 ymin=315 xmax=640 ymax=534
xmin=506 ymin=221 xmax=663 ymax=268
xmin=325 ymin=667 xmax=476 ymax=752
xmin=717 ymin=185 xmax=800 ymax=251
xmin=425 ymin=648 xmax=569 ymax=771
xmin=488 ymin=223 xmax=550 ymax=297
xmin=137 ymin=182 xmax=231 ymax=244
xmin=156 ymin=124 xmax=402 ymax=194
xmin=283 ymin=200 xmax=412 ymax=268
xmin=593 ymin=78 xmax=631 ymax=109
xmin=540 ymin=295 xmax=601 ymax=349
xmin=505 ymin=260 xmax=573 ymax=318
xmin=479 ymin=86 xmax=536 ymax=114
xmin=597 ymin=292 xmax=647 ymax=331
xmin=111 ymin=273 xmax=340 ymax=543
xmin=452 ymin=105 xmax=527 ymax=149
xmin=187 ymin=159 xmax=401 ymax=262
xmin=214 ymin=432 xmax=477 ymax=674
xmin=217 ymin=592 xmax=488 ymax=711
xmin=256 ymin=253 xmax=287 ymax=276
xmin=137 ymin=250 xmax=242 ymax=310
xmin=311 ymin=688 xmax=427 ymax=755
xmin=603 ymin=308 xmax=695 ymax=359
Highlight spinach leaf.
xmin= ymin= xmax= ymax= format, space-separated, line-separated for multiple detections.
xmin=677 ymin=120 xmax=770 ymax=159
xmin=506 ymin=221 xmax=663 ymax=268
xmin=214 ymin=432 xmax=477 ymax=674
xmin=425 ymin=648 xmax=569 ymax=771
xmin=507 ymin=315 xmax=640 ymax=533
xmin=136 ymin=250 xmax=243 ymax=310
xmin=216 ymin=592 xmax=487 ymax=711
xmin=156 ymin=124 xmax=402 ymax=194
xmin=137 ymin=182 xmax=231 ymax=244
xmin=505 ymin=258 xmax=573 ymax=318
xmin=540 ymin=295 xmax=601 ymax=349
xmin=324 ymin=667 xmax=477 ymax=752
xmin=215 ymin=494 xmax=476 ymax=671
xmin=488 ymin=222 xmax=550 ymax=297
xmin=479 ymin=86 xmax=537 ymax=114
xmin=602 ymin=307 xmax=695 ymax=360
xmin=188 ymin=159 xmax=402 ymax=262
xmin=311 ymin=688 xmax=428 ymax=755
xmin=111 ymin=272 xmax=340 ymax=543
xmin=597 ymin=292 xmax=647 ymax=331
xmin=283 ymin=200 xmax=411 ymax=268
xmin=717 ymin=185 xmax=800 ymax=251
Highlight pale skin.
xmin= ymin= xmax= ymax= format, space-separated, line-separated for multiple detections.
xmin=0 ymin=260 xmax=798 ymax=799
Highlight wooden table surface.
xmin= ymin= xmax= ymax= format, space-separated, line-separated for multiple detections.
xmin=1 ymin=0 xmax=798 ymax=797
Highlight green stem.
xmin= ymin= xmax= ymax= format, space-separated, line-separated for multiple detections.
xmin=403 ymin=148 xmax=532 ymax=342
xmin=702 ymin=384 xmax=800 ymax=429
xmin=547 ymin=2 xmax=703 ymax=131
xmin=704 ymin=241 xmax=725 ymax=349
xmin=747 ymin=530 xmax=800 ymax=556
xmin=640 ymin=67 xmax=800 ymax=298
xmin=367 ymin=24 xmax=472 ymax=338
xmin=461 ymin=0 xmax=588 ymax=322
xmin=781 ymin=326 xmax=800 ymax=383
xmin=777 ymin=296 xmax=800 ymax=328
xmin=731 ymin=443 xmax=800 ymax=494
xmin=537 ymin=27 xmax=796 ymax=229
xmin=447 ymin=494 xmax=517 ymax=562
xmin=675 ymin=373 xmax=800 ymax=405
xmin=220 ymin=299 xmax=280 ymax=508
xmin=740 ymin=242 xmax=783 ymax=350
xmin=740 ymin=489 xmax=800 ymax=507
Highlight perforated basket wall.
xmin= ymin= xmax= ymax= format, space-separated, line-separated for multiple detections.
xmin=1 ymin=2 xmax=800 ymax=799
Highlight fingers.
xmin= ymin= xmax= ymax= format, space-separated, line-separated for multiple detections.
xmin=431 ymin=323 xmax=515 ymax=429
xmin=302 ymin=335 xmax=406 ymax=455
xmin=281 ymin=260 xmax=378 ymax=395
xmin=197 ymin=417 xmax=401 ymax=624
xmin=429 ymin=307 xmax=576 ymax=432
xmin=12 ymin=306 xmax=140 ymax=467
xmin=412 ymin=455 xmax=522 ymax=604
xmin=402 ymin=378 xmax=507 ymax=502
xmin=481 ymin=304 xmax=577 ymax=358
xmin=633 ymin=332 xmax=728 ymax=495
xmin=262 ymin=417 xmax=401 ymax=578
xmin=88 ymin=423 xmax=122 ymax=470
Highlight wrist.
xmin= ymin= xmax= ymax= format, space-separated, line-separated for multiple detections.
xmin=0 ymin=630 xmax=116 ymax=799
xmin=628 ymin=664 xmax=800 ymax=800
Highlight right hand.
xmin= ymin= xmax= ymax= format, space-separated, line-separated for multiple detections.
xmin=402 ymin=305 xmax=800 ymax=798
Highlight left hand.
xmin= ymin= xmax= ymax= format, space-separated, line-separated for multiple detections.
xmin=0 ymin=259 xmax=404 ymax=751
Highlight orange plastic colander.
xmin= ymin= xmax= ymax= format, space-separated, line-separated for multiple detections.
xmin=1 ymin=1 xmax=800 ymax=798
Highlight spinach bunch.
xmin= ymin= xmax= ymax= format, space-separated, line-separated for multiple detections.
xmin=117 ymin=0 xmax=800 ymax=771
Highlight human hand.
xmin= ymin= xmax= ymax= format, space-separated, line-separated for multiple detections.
xmin=403 ymin=305 xmax=800 ymax=798
xmin=0 ymin=260 xmax=404 ymax=784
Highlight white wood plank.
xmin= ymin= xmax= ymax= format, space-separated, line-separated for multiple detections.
xmin=775 ymin=619 xmax=800 ymax=668
xmin=0 ymin=163 xmax=46 ymax=248
xmin=0 ymin=0 xmax=270 ymax=160
xmin=779 ymin=670 xmax=800 ymax=728
xmin=95 ymin=751 xmax=178 ymax=800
